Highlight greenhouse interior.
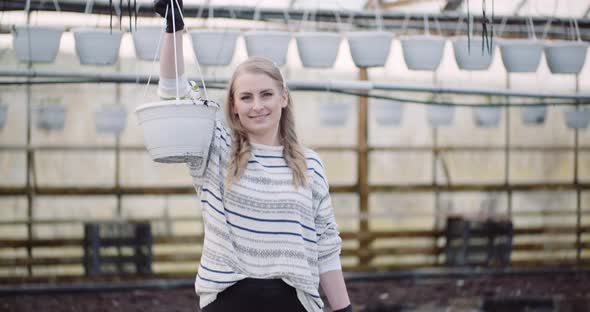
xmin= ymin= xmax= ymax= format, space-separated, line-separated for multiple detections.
xmin=0 ymin=0 xmax=589 ymax=311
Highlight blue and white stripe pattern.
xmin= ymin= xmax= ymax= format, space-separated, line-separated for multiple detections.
xmin=187 ymin=123 xmax=342 ymax=312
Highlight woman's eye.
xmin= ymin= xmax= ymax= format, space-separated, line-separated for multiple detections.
xmin=263 ymin=93 xmax=272 ymax=97
xmin=240 ymin=96 xmax=251 ymax=100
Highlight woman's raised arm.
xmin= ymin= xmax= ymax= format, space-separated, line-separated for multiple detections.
xmin=154 ymin=0 xmax=190 ymax=98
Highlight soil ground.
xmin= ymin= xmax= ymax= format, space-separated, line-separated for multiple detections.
xmin=2 ymin=272 xmax=589 ymax=312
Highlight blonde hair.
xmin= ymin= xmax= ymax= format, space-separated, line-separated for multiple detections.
xmin=223 ymin=57 xmax=308 ymax=189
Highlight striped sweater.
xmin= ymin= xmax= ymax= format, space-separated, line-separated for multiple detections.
xmin=186 ymin=121 xmax=343 ymax=312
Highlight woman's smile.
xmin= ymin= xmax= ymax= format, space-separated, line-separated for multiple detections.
xmin=249 ymin=112 xmax=270 ymax=121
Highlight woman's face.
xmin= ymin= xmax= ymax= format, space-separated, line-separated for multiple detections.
xmin=232 ymin=72 xmax=287 ymax=145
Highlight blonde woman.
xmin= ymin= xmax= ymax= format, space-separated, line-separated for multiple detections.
xmin=154 ymin=1 xmax=352 ymax=311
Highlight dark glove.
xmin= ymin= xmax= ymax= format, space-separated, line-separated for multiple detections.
xmin=333 ymin=304 xmax=352 ymax=312
xmin=153 ymin=0 xmax=184 ymax=33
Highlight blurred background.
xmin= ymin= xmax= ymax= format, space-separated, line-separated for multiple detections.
xmin=0 ymin=0 xmax=589 ymax=311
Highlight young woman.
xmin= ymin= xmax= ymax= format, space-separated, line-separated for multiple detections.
xmin=154 ymin=1 xmax=352 ymax=311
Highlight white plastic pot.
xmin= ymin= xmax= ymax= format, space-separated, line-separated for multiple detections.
xmin=190 ymin=29 xmax=240 ymax=66
xmin=544 ymin=41 xmax=589 ymax=74
xmin=13 ymin=26 xmax=63 ymax=63
xmin=427 ymin=105 xmax=455 ymax=127
xmin=295 ymin=32 xmax=342 ymax=68
xmin=563 ymin=108 xmax=590 ymax=129
xmin=244 ymin=31 xmax=291 ymax=66
xmin=0 ymin=104 xmax=7 ymax=130
xmin=132 ymin=26 xmax=163 ymax=61
xmin=452 ymin=36 xmax=495 ymax=70
xmin=373 ymin=100 xmax=404 ymax=126
xmin=520 ymin=106 xmax=547 ymax=125
xmin=347 ymin=31 xmax=393 ymax=67
xmin=95 ymin=106 xmax=127 ymax=134
xmin=319 ymin=101 xmax=351 ymax=127
xmin=400 ymin=35 xmax=446 ymax=71
xmin=473 ymin=107 xmax=502 ymax=128
xmin=36 ymin=103 xmax=66 ymax=130
xmin=135 ymin=100 xmax=218 ymax=164
xmin=499 ymin=39 xmax=543 ymax=73
xmin=73 ymin=28 xmax=123 ymax=65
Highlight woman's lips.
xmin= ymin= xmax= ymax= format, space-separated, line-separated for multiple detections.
xmin=249 ymin=113 xmax=270 ymax=121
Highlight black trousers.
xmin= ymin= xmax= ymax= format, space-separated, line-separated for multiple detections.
xmin=202 ymin=278 xmax=308 ymax=312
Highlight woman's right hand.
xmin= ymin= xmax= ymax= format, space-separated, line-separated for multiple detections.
xmin=153 ymin=0 xmax=184 ymax=33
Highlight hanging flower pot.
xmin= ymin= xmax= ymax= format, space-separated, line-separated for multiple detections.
xmin=473 ymin=106 xmax=502 ymax=128
xmin=400 ymin=35 xmax=446 ymax=71
xmin=520 ymin=106 xmax=547 ymax=125
xmin=427 ymin=105 xmax=455 ymax=127
xmin=452 ymin=36 xmax=495 ymax=70
xmin=544 ymin=41 xmax=589 ymax=74
xmin=347 ymin=31 xmax=393 ymax=68
xmin=373 ymin=100 xmax=404 ymax=126
xmin=132 ymin=26 xmax=163 ymax=61
xmin=543 ymin=18 xmax=588 ymax=74
xmin=95 ymin=106 xmax=127 ymax=135
xmin=399 ymin=15 xmax=446 ymax=71
xmin=563 ymin=108 xmax=590 ymax=129
xmin=293 ymin=7 xmax=343 ymax=69
xmin=73 ymin=28 xmax=123 ymax=65
xmin=189 ymin=29 xmax=240 ymax=66
xmin=499 ymin=17 xmax=542 ymax=73
xmin=12 ymin=26 xmax=63 ymax=63
xmin=36 ymin=102 xmax=66 ymax=131
xmin=243 ymin=31 xmax=291 ymax=66
xmin=500 ymin=39 xmax=543 ymax=73
xmin=295 ymin=32 xmax=342 ymax=68
xmin=135 ymin=100 xmax=219 ymax=164
xmin=319 ymin=101 xmax=351 ymax=127
xmin=0 ymin=103 xmax=7 ymax=130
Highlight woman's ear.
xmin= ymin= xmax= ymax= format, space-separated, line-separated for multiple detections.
xmin=281 ymin=90 xmax=288 ymax=108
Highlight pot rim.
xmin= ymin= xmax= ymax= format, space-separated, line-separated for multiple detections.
xmin=135 ymin=99 xmax=218 ymax=113
xmin=190 ymin=29 xmax=242 ymax=35
xmin=544 ymin=40 xmax=589 ymax=48
xmin=398 ymin=34 xmax=446 ymax=41
xmin=71 ymin=27 xmax=124 ymax=34
xmin=346 ymin=30 xmax=394 ymax=38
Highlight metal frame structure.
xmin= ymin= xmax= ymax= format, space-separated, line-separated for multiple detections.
xmin=0 ymin=1 xmax=588 ymax=279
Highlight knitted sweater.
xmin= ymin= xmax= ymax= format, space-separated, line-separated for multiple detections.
xmin=186 ymin=117 xmax=343 ymax=311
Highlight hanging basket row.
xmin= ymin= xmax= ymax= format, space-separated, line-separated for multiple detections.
xmin=366 ymin=104 xmax=589 ymax=130
xmin=2 ymin=102 xmax=128 ymax=134
xmin=10 ymin=25 xmax=589 ymax=73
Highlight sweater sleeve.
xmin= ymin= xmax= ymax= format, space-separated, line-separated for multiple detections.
xmin=186 ymin=119 xmax=231 ymax=193
xmin=311 ymin=154 xmax=343 ymax=274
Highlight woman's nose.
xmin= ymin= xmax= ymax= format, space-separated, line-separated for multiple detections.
xmin=252 ymin=97 xmax=264 ymax=110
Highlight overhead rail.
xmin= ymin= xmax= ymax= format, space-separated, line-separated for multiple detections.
xmin=2 ymin=0 xmax=590 ymax=40
xmin=2 ymin=69 xmax=590 ymax=102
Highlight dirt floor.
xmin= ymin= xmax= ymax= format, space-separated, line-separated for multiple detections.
xmin=2 ymin=272 xmax=590 ymax=312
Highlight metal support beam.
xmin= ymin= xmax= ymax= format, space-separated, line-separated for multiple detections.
xmin=2 ymin=70 xmax=590 ymax=101
xmin=2 ymin=0 xmax=590 ymax=40
xmin=357 ymin=68 xmax=371 ymax=268
xmin=1 ymin=183 xmax=589 ymax=197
